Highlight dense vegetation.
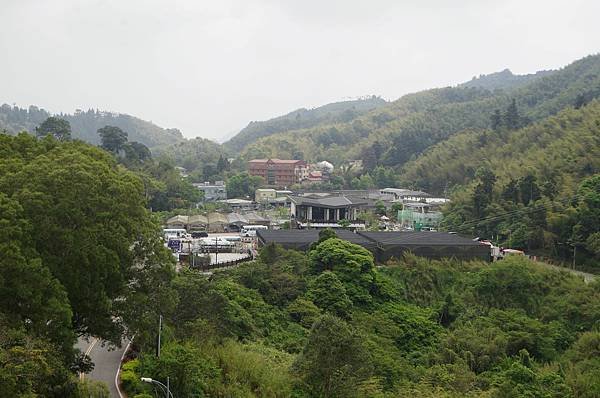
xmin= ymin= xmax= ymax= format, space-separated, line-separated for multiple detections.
xmin=459 ymin=69 xmax=554 ymax=91
xmin=237 ymin=54 xmax=600 ymax=170
xmin=0 ymin=133 xmax=174 ymax=396
xmin=0 ymin=105 xmax=185 ymax=148
xmin=121 ymin=235 xmax=600 ymax=397
xmin=397 ymin=97 xmax=600 ymax=270
xmin=224 ymin=96 xmax=387 ymax=152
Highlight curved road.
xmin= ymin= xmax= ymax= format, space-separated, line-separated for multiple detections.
xmin=76 ymin=337 xmax=129 ymax=398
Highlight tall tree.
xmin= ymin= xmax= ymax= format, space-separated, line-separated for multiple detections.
xmin=97 ymin=125 xmax=128 ymax=153
xmin=36 ymin=117 xmax=72 ymax=141
xmin=216 ymin=154 xmax=228 ymax=173
xmin=0 ymin=133 xmax=174 ymax=343
xmin=504 ymin=98 xmax=521 ymax=130
xmin=294 ymin=314 xmax=372 ymax=397
xmin=491 ymin=109 xmax=502 ymax=130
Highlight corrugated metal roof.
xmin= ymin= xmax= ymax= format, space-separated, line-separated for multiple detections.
xmin=188 ymin=215 xmax=208 ymax=225
xmin=227 ymin=213 xmax=249 ymax=224
xmin=166 ymin=215 xmax=188 ymax=224
xmin=207 ymin=212 xmax=228 ymax=224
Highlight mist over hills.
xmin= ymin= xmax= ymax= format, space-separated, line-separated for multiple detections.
xmin=223 ymin=96 xmax=387 ymax=152
xmin=459 ymin=68 xmax=555 ymax=91
xmin=3 ymin=54 xmax=600 ymax=179
xmin=0 ymin=105 xmax=185 ymax=149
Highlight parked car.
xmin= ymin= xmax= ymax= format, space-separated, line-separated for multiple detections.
xmin=191 ymin=231 xmax=209 ymax=238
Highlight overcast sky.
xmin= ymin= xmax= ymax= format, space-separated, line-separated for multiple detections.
xmin=1 ymin=0 xmax=599 ymax=141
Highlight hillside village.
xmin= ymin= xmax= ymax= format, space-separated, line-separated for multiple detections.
xmin=1 ymin=17 xmax=600 ymax=395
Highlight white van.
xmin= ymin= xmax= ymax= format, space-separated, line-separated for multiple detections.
xmin=240 ymin=225 xmax=268 ymax=237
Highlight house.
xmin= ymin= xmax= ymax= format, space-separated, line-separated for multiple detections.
xmin=306 ymin=170 xmax=324 ymax=182
xmin=218 ymin=198 xmax=256 ymax=211
xmin=380 ymin=188 xmax=450 ymax=204
xmin=289 ymin=195 xmax=367 ymax=229
xmin=248 ymin=159 xmax=308 ymax=186
xmin=380 ymin=188 xmax=431 ymax=202
xmin=193 ymin=181 xmax=227 ymax=201
xmin=255 ymin=188 xmax=277 ymax=203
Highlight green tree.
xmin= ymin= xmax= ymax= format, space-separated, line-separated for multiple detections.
xmin=97 ymin=125 xmax=128 ymax=153
xmin=294 ymin=314 xmax=372 ymax=398
xmin=307 ymin=272 xmax=352 ymax=318
xmin=0 ymin=134 xmax=174 ymax=343
xmin=227 ymin=172 xmax=264 ymax=199
xmin=491 ymin=109 xmax=502 ymax=130
xmin=36 ymin=117 xmax=72 ymax=141
xmin=504 ymin=98 xmax=521 ymax=130
xmin=216 ymin=154 xmax=229 ymax=173
xmin=0 ymin=193 xmax=73 ymax=355
xmin=309 ymin=239 xmax=376 ymax=306
xmin=124 ymin=141 xmax=151 ymax=163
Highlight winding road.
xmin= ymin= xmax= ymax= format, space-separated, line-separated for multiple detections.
xmin=76 ymin=337 xmax=129 ymax=398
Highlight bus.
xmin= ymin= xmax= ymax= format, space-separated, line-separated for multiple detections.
xmin=163 ymin=228 xmax=187 ymax=239
xmin=240 ymin=225 xmax=268 ymax=237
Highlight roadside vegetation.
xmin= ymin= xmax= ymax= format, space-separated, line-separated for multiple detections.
xmin=121 ymin=233 xmax=600 ymax=397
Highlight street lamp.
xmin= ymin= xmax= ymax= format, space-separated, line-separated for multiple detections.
xmin=141 ymin=377 xmax=174 ymax=398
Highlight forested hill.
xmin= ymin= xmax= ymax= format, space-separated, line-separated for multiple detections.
xmin=400 ymin=99 xmax=600 ymax=194
xmin=0 ymin=105 xmax=185 ymax=148
xmin=239 ymin=54 xmax=600 ymax=167
xmin=224 ymin=96 xmax=387 ymax=152
xmin=459 ymin=68 xmax=554 ymax=91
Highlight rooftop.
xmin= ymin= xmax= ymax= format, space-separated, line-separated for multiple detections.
xmin=248 ymin=158 xmax=305 ymax=164
xmin=289 ymin=195 xmax=367 ymax=208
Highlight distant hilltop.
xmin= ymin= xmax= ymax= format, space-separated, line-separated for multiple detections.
xmin=459 ymin=68 xmax=554 ymax=91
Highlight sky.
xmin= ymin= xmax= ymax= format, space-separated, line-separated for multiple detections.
xmin=1 ymin=0 xmax=599 ymax=142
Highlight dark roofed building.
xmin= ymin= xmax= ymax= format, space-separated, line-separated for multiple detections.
xmin=289 ymin=195 xmax=367 ymax=229
xmin=257 ymin=230 xmax=490 ymax=262
xmin=257 ymin=229 xmax=376 ymax=251
xmin=359 ymin=231 xmax=489 ymax=261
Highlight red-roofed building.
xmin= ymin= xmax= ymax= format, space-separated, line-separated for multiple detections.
xmin=248 ymin=159 xmax=308 ymax=186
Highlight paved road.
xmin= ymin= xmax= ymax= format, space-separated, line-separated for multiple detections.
xmin=536 ymin=261 xmax=597 ymax=283
xmin=76 ymin=337 xmax=129 ymax=398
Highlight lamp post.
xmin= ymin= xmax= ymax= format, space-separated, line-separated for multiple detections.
xmin=141 ymin=377 xmax=173 ymax=398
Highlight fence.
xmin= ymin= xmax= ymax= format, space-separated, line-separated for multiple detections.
xmin=189 ymin=253 xmax=254 ymax=271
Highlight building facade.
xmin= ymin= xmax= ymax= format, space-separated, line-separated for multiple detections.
xmin=248 ymin=159 xmax=308 ymax=186
xmin=193 ymin=181 xmax=227 ymax=201
xmin=289 ymin=195 xmax=366 ymax=229
xmin=255 ymin=188 xmax=277 ymax=203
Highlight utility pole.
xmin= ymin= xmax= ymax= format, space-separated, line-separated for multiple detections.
xmin=572 ymin=244 xmax=577 ymax=270
xmin=215 ymin=237 xmax=218 ymax=265
xmin=157 ymin=314 xmax=162 ymax=358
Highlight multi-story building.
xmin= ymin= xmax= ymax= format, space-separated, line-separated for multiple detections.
xmin=248 ymin=159 xmax=308 ymax=186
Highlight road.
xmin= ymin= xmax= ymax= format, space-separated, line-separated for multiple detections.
xmin=76 ymin=337 xmax=129 ymax=398
xmin=536 ymin=261 xmax=597 ymax=283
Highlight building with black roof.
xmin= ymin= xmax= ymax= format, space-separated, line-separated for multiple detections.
xmin=257 ymin=229 xmax=490 ymax=262
xmin=289 ymin=195 xmax=367 ymax=229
